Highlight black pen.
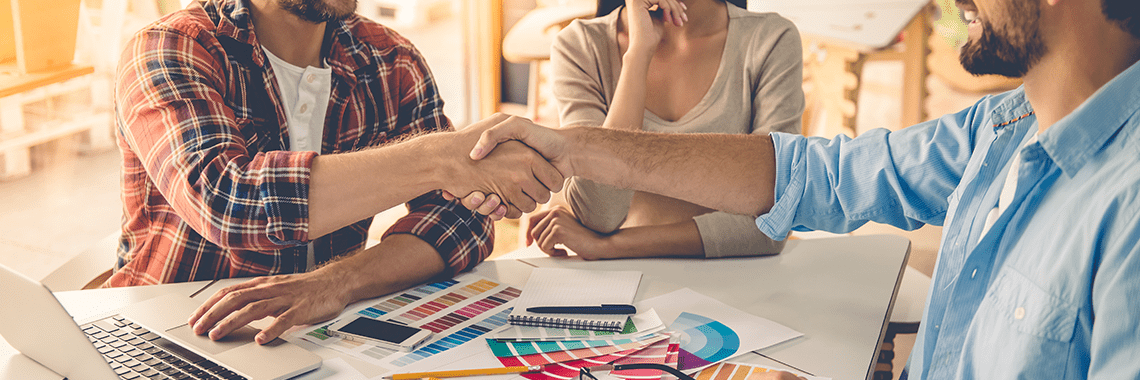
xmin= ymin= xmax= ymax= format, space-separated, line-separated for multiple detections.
xmin=526 ymin=304 xmax=637 ymax=314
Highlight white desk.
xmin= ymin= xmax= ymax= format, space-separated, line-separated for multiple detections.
xmin=0 ymin=235 xmax=909 ymax=380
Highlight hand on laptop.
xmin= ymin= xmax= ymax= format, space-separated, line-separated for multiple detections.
xmin=187 ymin=270 xmax=351 ymax=345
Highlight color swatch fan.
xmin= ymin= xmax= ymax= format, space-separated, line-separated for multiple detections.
xmin=671 ymin=312 xmax=739 ymax=370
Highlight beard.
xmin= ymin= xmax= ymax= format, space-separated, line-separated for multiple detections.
xmin=278 ymin=0 xmax=357 ymax=23
xmin=958 ymin=0 xmax=1047 ymax=78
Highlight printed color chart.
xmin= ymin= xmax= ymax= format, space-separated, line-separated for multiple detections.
xmin=291 ymin=274 xmax=520 ymax=374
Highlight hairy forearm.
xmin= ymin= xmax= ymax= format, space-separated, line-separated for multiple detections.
xmin=603 ymin=51 xmax=653 ymax=131
xmin=325 ymin=234 xmax=446 ymax=303
xmin=564 ymin=127 xmax=776 ymax=216
xmin=308 ymin=133 xmax=447 ymax=238
xmin=607 ymin=220 xmax=704 ymax=258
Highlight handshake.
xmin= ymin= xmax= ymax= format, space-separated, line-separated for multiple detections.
xmin=436 ymin=113 xmax=577 ymax=220
xmin=434 ymin=112 xmax=768 ymax=220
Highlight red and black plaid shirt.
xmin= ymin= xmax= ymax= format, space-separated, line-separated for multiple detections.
xmin=108 ymin=0 xmax=493 ymax=287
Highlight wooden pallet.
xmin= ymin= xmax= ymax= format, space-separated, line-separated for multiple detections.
xmin=0 ymin=63 xmax=113 ymax=180
xmin=0 ymin=0 xmax=113 ymax=180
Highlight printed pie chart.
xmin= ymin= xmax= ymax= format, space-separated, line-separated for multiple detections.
xmin=671 ymin=312 xmax=740 ymax=370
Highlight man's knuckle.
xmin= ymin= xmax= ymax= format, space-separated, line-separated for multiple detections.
xmin=275 ymin=313 xmax=294 ymax=326
xmin=224 ymin=289 xmax=246 ymax=302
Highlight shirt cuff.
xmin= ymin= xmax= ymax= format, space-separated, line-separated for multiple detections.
xmin=566 ymin=177 xmax=633 ymax=233
xmin=382 ymin=191 xmax=494 ymax=277
xmin=261 ymin=150 xmax=318 ymax=246
xmin=694 ymin=211 xmax=787 ymax=258
xmin=755 ymin=132 xmax=807 ymax=239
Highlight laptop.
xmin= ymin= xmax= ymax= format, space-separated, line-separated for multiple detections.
xmin=0 ymin=264 xmax=322 ymax=380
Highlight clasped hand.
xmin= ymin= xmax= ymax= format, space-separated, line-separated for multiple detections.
xmin=439 ymin=113 xmax=567 ymax=219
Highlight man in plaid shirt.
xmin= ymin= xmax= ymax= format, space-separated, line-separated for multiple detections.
xmin=114 ymin=0 xmax=562 ymax=343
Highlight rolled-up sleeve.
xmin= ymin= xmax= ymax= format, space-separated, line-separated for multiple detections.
xmin=383 ymin=191 xmax=493 ymax=276
xmin=756 ymin=99 xmax=987 ymax=239
xmin=695 ymin=16 xmax=802 ymax=257
xmin=379 ymin=42 xmax=494 ymax=276
xmin=694 ymin=212 xmax=786 ymax=257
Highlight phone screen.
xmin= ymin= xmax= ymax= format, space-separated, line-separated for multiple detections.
xmin=338 ymin=318 xmax=422 ymax=343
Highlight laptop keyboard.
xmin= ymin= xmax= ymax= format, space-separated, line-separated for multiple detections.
xmin=81 ymin=316 xmax=247 ymax=380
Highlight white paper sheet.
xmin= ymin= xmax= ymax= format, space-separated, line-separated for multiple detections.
xmin=636 ymin=288 xmax=802 ymax=371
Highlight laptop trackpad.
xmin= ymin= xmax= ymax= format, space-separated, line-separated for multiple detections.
xmin=165 ymin=324 xmax=261 ymax=355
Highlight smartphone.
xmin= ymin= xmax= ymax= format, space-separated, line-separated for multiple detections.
xmin=327 ymin=316 xmax=433 ymax=352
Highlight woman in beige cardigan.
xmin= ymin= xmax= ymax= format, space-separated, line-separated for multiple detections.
xmin=524 ymin=0 xmax=805 ymax=260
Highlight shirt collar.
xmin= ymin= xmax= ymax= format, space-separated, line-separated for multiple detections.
xmin=1039 ymin=59 xmax=1140 ymax=177
xmin=207 ymin=0 xmax=374 ymax=77
xmin=988 ymin=88 xmax=1035 ymax=132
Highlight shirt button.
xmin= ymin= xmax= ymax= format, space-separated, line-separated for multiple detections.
xmin=299 ymin=104 xmax=309 ymax=113
xmin=971 ymin=268 xmax=977 ymax=278
xmin=306 ymin=74 xmax=316 ymax=83
xmin=1015 ymin=307 xmax=1026 ymax=320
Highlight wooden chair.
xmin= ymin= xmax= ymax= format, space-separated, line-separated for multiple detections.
xmin=501 ymin=1 xmax=594 ymax=126
xmin=41 ymin=232 xmax=118 ymax=291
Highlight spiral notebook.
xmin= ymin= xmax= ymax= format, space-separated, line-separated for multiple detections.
xmin=509 ymin=268 xmax=642 ymax=332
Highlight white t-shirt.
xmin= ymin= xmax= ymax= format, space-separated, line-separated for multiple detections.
xmin=980 ymin=134 xmax=1039 ymax=238
xmin=262 ymin=46 xmax=333 ymax=271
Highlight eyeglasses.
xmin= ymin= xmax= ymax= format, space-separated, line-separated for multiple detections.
xmin=578 ymin=364 xmax=697 ymax=380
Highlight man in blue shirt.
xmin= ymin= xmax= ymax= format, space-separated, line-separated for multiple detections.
xmin=466 ymin=0 xmax=1140 ymax=378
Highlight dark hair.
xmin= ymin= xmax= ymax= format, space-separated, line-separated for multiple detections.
xmin=1103 ymin=0 xmax=1140 ymax=38
xmin=596 ymin=0 xmax=747 ymax=18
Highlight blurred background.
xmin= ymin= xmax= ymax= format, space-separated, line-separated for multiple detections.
xmin=0 ymin=0 xmax=1026 ymax=376
xmin=0 ymin=0 xmax=1018 ymax=297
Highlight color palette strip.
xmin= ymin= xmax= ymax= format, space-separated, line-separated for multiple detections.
xmin=387 ymin=279 xmax=510 ymax=325
xmin=488 ymin=334 xmax=663 ymax=358
xmin=390 ymin=308 xmax=513 ymax=367
xmin=419 ymin=287 xmax=521 ymax=333
xmin=610 ymin=339 xmax=677 ymax=379
xmin=695 ymin=363 xmax=828 ymax=380
xmin=356 ymin=279 xmax=459 ymax=319
xmin=519 ymin=348 xmax=644 ymax=380
xmin=695 ymin=363 xmax=779 ymax=380
xmin=490 ymin=335 xmax=667 ymax=367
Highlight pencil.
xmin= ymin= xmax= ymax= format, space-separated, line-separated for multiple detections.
xmin=383 ymin=365 xmax=545 ymax=380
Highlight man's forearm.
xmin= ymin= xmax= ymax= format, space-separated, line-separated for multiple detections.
xmin=564 ymin=127 xmax=777 ymax=216
xmin=326 ymin=234 xmax=447 ymax=303
xmin=308 ymin=133 xmax=450 ymax=238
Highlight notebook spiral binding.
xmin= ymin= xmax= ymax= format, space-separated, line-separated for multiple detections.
xmin=507 ymin=314 xmax=623 ymax=332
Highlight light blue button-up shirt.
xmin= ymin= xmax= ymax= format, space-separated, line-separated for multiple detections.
xmin=756 ymin=59 xmax=1140 ymax=379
